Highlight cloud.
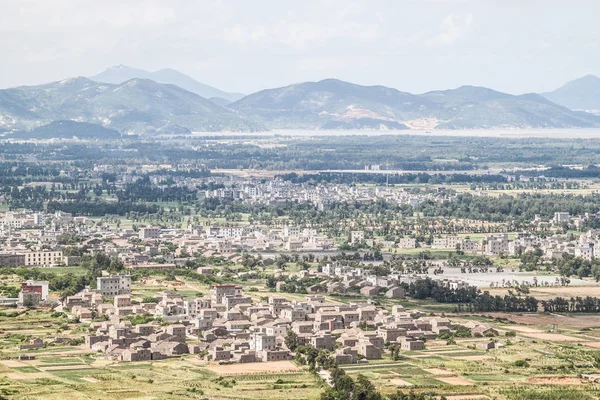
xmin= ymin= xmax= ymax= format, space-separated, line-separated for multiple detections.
xmin=428 ymin=12 xmax=473 ymax=46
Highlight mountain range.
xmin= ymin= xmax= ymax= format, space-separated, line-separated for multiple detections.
xmin=91 ymin=65 xmax=244 ymax=103
xmin=230 ymin=78 xmax=600 ymax=130
xmin=0 ymin=77 xmax=261 ymax=134
xmin=542 ymin=75 xmax=600 ymax=113
xmin=14 ymin=120 xmax=121 ymax=140
xmin=0 ymin=67 xmax=599 ymax=135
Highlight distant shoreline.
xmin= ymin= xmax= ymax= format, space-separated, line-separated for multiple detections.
xmin=185 ymin=128 xmax=600 ymax=139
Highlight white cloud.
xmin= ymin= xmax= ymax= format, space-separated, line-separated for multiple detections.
xmin=0 ymin=0 xmax=599 ymax=95
xmin=428 ymin=12 xmax=473 ymax=46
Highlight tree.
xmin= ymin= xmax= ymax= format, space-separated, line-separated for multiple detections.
xmin=285 ymin=330 xmax=299 ymax=351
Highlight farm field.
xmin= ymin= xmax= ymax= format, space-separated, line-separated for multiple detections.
xmin=6 ymin=308 xmax=600 ymax=399
xmin=0 ymin=356 xmax=322 ymax=400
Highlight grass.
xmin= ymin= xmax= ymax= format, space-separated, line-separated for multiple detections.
xmin=11 ymin=366 xmax=40 ymax=373
xmin=0 ymin=356 xmax=322 ymax=399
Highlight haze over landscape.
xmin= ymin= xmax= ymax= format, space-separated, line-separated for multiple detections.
xmin=1 ymin=1 xmax=600 ymax=135
xmin=5 ymin=3 xmax=600 ymax=400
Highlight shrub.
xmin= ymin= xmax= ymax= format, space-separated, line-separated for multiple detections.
xmin=514 ymin=360 xmax=529 ymax=367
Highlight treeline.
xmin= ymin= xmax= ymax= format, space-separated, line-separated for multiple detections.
xmin=419 ymin=193 xmax=600 ymax=222
xmin=401 ymin=278 xmax=538 ymax=312
xmin=115 ymin=176 xmax=198 ymax=203
xmin=403 ymin=277 xmax=600 ymax=314
xmin=541 ymin=297 xmax=600 ymax=313
xmin=280 ymin=172 xmax=506 ymax=185
xmin=514 ymin=165 xmax=600 ymax=179
xmin=46 ymin=201 xmax=160 ymax=216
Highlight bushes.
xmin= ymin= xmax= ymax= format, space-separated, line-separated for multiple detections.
xmin=501 ymin=387 xmax=594 ymax=400
xmin=514 ymin=360 xmax=530 ymax=367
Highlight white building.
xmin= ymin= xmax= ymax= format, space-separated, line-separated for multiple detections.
xmin=97 ymin=274 xmax=132 ymax=297
xmin=139 ymin=227 xmax=161 ymax=240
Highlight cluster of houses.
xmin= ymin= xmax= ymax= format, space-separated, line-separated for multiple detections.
xmin=69 ymin=279 xmax=497 ymax=364
xmin=431 ymin=221 xmax=600 ymax=261
xmin=3 ymin=207 xmax=600 ymax=278
xmin=318 ymin=263 xmax=469 ymax=295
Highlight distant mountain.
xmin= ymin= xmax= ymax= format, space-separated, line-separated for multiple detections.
xmin=91 ymin=65 xmax=244 ymax=102
xmin=231 ymin=79 xmax=600 ymax=129
xmin=419 ymin=86 xmax=600 ymax=129
xmin=13 ymin=120 xmax=121 ymax=139
xmin=230 ymin=79 xmax=425 ymax=129
xmin=3 ymin=75 xmax=599 ymax=134
xmin=209 ymin=97 xmax=233 ymax=107
xmin=542 ymin=75 xmax=600 ymax=113
xmin=0 ymin=77 xmax=262 ymax=134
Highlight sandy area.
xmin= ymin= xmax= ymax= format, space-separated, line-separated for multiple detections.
xmin=208 ymin=360 xmax=299 ymax=374
xmin=583 ymin=342 xmax=600 ymax=349
xmin=446 ymin=396 xmax=490 ymax=400
xmin=503 ymin=326 xmax=543 ymax=333
xmin=38 ymin=364 xmax=92 ymax=371
xmin=424 ymin=368 xmax=455 ymax=376
xmin=527 ymin=377 xmax=582 ymax=385
xmin=437 ymin=376 xmax=475 ymax=386
xmin=520 ymin=333 xmax=582 ymax=342
xmin=529 ymin=286 xmax=600 ymax=298
xmin=0 ymin=360 xmax=29 ymax=368
xmin=390 ymin=378 xmax=413 ymax=387
xmin=4 ymin=372 xmax=50 ymax=380
xmin=452 ymin=355 xmax=492 ymax=361
xmin=469 ymin=313 xmax=600 ymax=328
xmin=81 ymin=377 xmax=99 ymax=383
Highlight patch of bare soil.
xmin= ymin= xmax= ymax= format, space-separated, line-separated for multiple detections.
xmin=452 ymin=355 xmax=491 ymax=361
xmin=424 ymin=368 xmax=455 ymax=376
xmin=476 ymin=312 xmax=600 ymax=328
xmin=520 ymin=332 xmax=582 ymax=342
xmin=208 ymin=360 xmax=299 ymax=374
xmin=527 ymin=376 xmax=582 ymax=385
xmin=389 ymin=378 xmax=413 ymax=386
xmin=437 ymin=376 xmax=475 ymax=386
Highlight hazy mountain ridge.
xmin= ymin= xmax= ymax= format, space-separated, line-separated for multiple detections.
xmin=542 ymin=75 xmax=600 ymax=113
xmin=0 ymin=77 xmax=262 ymax=134
xmin=91 ymin=65 xmax=244 ymax=102
xmin=1 ymin=74 xmax=599 ymax=136
xmin=231 ymin=79 xmax=600 ymax=129
xmin=14 ymin=120 xmax=121 ymax=139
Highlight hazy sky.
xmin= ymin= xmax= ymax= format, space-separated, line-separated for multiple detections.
xmin=1 ymin=0 xmax=599 ymax=94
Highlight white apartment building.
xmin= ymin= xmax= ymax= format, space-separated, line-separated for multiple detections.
xmin=24 ymin=251 xmax=63 ymax=267
xmin=251 ymin=333 xmax=276 ymax=351
xmin=218 ymin=226 xmax=244 ymax=238
xmin=139 ymin=227 xmax=161 ymax=240
xmin=432 ymin=236 xmax=461 ymax=249
xmin=397 ymin=238 xmax=416 ymax=249
xmin=97 ymin=274 xmax=132 ymax=297
xmin=554 ymin=212 xmax=571 ymax=223
xmin=350 ymin=231 xmax=365 ymax=244
xmin=283 ymin=225 xmax=301 ymax=237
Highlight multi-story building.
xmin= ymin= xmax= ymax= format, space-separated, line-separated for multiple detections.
xmin=97 ymin=274 xmax=132 ymax=297
xmin=23 ymin=251 xmax=63 ymax=267
xmin=210 ymin=284 xmax=241 ymax=304
xmin=139 ymin=227 xmax=161 ymax=240
xmin=350 ymin=231 xmax=365 ymax=244
xmin=252 ymin=333 xmax=276 ymax=351
xmin=283 ymin=226 xmax=301 ymax=237
xmin=0 ymin=253 xmax=25 ymax=268
xmin=218 ymin=226 xmax=244 ymax=238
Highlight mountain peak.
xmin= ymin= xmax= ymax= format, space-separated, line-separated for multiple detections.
xmin=58 ymin=76 xmax=95 ymax=85
xmin=543 ymin=74 xmax=600 ymax=111
xmin=90 ymin=66 xmax=244 ymax=102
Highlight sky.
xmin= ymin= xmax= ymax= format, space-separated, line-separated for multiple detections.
xmin=1 ymin=0 xmax=599 ymax=95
